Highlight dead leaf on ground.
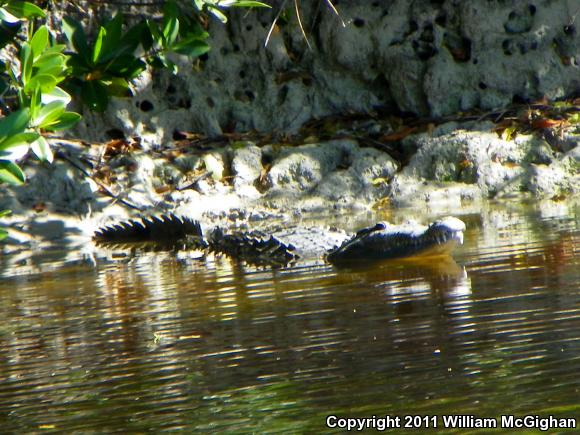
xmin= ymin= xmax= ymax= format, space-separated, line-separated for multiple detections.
xmin=258 ymin=164 xmax=271 ymax=187
xmin=531 ymin=118 xmax=567 ymax=130
xmin=103 ymin=139 xmax=140 ymax=159
xmin=32 ymin=202 xmax=46 ymax=213
xmin=155 ymin=185 xmax=172 ymax=194
xmin=458 ymin=159 xmax=473 ymax=169
xmin=380 ymin=126 xmax=417 ymax=142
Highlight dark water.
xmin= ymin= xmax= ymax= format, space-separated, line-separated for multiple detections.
xmin=0 ymin=201 xmax=578 ymax=433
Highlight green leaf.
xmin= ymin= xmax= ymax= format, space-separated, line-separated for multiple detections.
xmin=63 ymin=16 xmax=90 ymax=64
xmin=30 ymin=135 xmax=53 ymax=162
xmin=41 ymin=86 xmax=72 ymax=105
xmin=0 ymin=132 xmax=38 ymax=161
xmin=34 ymin=52 xmax=67 ymax=69
xmin=6 ymin=56 xmax=18 ymax=83
xmin=44 ymin=111 xmax=81 ymax=131
xmin=163 ymin=0 xmax=179 ymax=18
xmin=171 ymin=38 xmax=210 ymax=58
xmin=92 ymin=26 xmax=106 ymax=64
xmin=20 ymin=43 xmax=32 ymax=84
xmin=501 ymin=126 xmax=517 ymax=141
xmin=208 ymin=6 xmax=228 ymax=23
xmin=0 ymin=131 xmax=39 ymax=149
xmin=4 ymin=1 xmax=45 ymax=19
xmin=188 ymin=29 xmax=209 ymax=40
xmin=33 ymin=100 xmax=65 ymax=128
xmin=66 ymin=55 xmax=91 ymax=75
xmin=105 ymin=77 xmax=131 ymax=97
xmin=0 ymin=207 xmax=10 ymax=240
xmin=124 ymin=21 xmax=153 ymax=52
xmin=148 ymin=54 xmax=175 ymax=71
xmin=98 ymin=18 xmax=146 ymax=63
xmin=162 ymin=1 xmax=179 ymax=46
xmin=33 ymin=53 xmax=68 ymax=80
xmin=0 ymin=7 xmax=19 ymax=23
xmin=0 ymin=161 xmax=26 ymax=185
xmin=147 ymin=20 xmax=164 ymax=48
xmin=567 ymin=113 xmax=580 ymax=124
xmin=41 ymin=44 xmax=67 ymax=55
xmin=103 ymin=47 xmax=134 ymax=66
xmin=163 ymin=16 xmax=179 ymax=47
xmin=81 ymin=80 xmax=108 ymax=112
xmin=0 ymin=109 xmax=30 ymax=142
xmin=553 ymin=101 xmax=571 ymax=109
xmin=29 ymin=85 xmax=41 ymax=120
xmin=0 ymin=142 xmax=29 ymax=160
xmin=30 ymin=25 xmax=49 ymax=60
xmin=106 ymin=55 xmax=146 ymax=79
xmin=24 ymin=73 xmax=57 ymax=93
xmin=229 ymin=1 xmax=271 ymax=7
xmin=147 ymin=20 xmax=163 ymax=45
xmin=104 ymin=13 xmax=123 ymax=46
xmin=98 ymin=13 xmax=124 ymax=60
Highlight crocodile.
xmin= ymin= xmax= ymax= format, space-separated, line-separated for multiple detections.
xmin=94 ymin=214 xmax=466 ymax=267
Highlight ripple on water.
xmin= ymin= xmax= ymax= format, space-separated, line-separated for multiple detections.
xmin=0 ymin=201 xmax=578 ymax=432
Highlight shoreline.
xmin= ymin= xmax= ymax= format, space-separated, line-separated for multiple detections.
xmin=1 ymin=117 xmax=577 ymax=240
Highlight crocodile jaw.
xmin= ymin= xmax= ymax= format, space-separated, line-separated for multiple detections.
xmin=412 ymin=229 xmax=463 ymax=258
xmin=413 ymin=216 xmax=465 ymax=258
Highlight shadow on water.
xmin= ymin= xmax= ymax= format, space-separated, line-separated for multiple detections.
xmin=0 ymin=201 xmax=578 ymax=432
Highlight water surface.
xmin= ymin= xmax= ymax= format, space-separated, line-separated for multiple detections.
xmin=0 ymin=201 xmax=578 ymax=433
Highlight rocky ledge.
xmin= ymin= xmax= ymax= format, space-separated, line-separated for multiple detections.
xmin=0 ymin=117 xmax=578 ymax=247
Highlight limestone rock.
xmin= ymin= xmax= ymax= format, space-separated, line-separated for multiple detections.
xmin=231 ymin=143 xmax=262 ymax=190
xmin=203 ymin=151 xmax=227 ymax=181
xmin=265 ymin=140 xmax=357 ymax=193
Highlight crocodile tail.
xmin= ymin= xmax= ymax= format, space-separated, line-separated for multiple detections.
xmin=94 ymin=214 xmax=206 ymax=248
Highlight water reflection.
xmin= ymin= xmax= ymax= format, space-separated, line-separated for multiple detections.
xmin=0 ymin=201 xmax=578 ymax=433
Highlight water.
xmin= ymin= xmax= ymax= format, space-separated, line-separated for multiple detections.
xmin=0 ymin=201 xmax=578 ymax=433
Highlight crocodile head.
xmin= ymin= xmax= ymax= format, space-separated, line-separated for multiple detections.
xmin=326 ymin=216 xmax=466 ymax=265
xmin=416 ymin=216 xmax=466 ymax=256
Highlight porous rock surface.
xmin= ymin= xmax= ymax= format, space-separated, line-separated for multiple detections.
xmin=390 ymin=121 xmax=579 ymax=206
xmin=67 ymin=0 xmax=580 ymax=145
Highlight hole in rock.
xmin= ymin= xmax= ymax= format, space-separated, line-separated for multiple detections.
xmin=140 ymin=100 xmax=154 ymax=112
